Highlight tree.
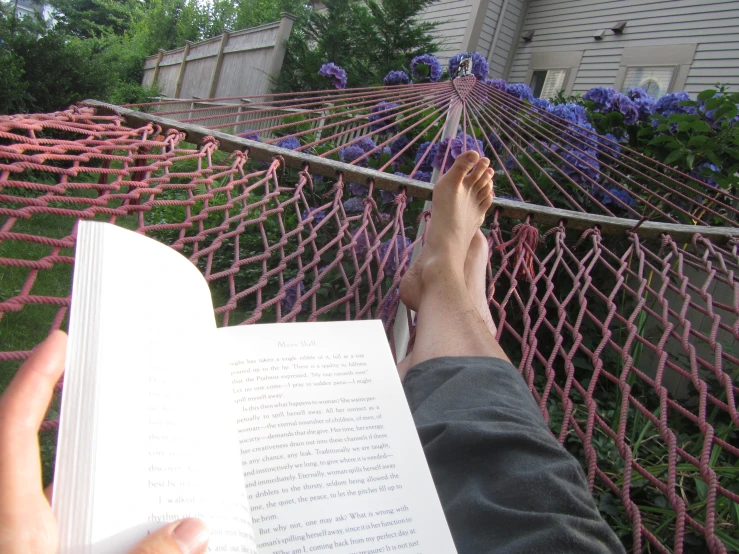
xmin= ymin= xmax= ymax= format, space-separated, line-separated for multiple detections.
xmin=47 ymin=0 xmax=139 ymax=38
xmin=275 ymin=0 xmax=439 ymax=92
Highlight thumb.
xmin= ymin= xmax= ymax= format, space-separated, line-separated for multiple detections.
xmin=128 ymin=518 xmax=210 ymax=554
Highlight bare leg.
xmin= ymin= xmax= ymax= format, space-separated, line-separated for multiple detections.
xmin=395 ymin=151 xmax=509 ymax=380
xmin=396 ymin=230 xmax=497 ymax=377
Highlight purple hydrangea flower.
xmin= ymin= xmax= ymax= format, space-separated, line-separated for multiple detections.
xmin=448 ymin=52 xmax=489 ymax=81
xmin=281 ymin=280 xmax=305 ymax=313
xmin=627 ymin=88 xmax=657 ymax=121
xmin=484 ymin=78 xmax=507 ymax=91
xmin=339 ymin=145 xmax=368 ymax=166
xmin=238 ymin=129 xmax=259 ymax=141
xmin=488 ymin=133 xmax=503 ymax=152
xmin=369 ymin=101 xmax=399 ymax=133
xmin=566 ymin=122 xmax=600 ymax=153
xmin=431 ymin=133 xmax=483 ymax=172
xmin=390 ymin=135 xmax=410 ymax=157
xmin=383 ymin=70 xmax=410 ymax=86
xmin=599 ymin=133 xmax=622 ymax=160
xmin=354 ymin=136 xmax=377 ymax=153
xmin=412 ymin=170 xmax=432 ymax=182
xmin=378 ymin=236 xmax=412 ymax=274
xmin=415 ymin=142 xmax=438 ymax=171
xmin=655 ymin=92 xmax=696 ymax=117
xmin=531 ymin=97 xmax=552 ymax=111
xmin=301 ymin=207 xmax=327 ymax=225
xmin=599 ymin=187 xmax=636 ymax=208
xmin=376 ymin=289 xmax=399 ymax=326
xmin=343 ymin=197 xmax=365 ymax=212
xmin=504 ymin=156 xmax=518 ymax=171
xmin=411 ymin=54 xmax=442 ymax=82
xmin=561 ymin=147 xmax=600 ymax=185
xmin=351 ymin=228 xmax=371 ymax=258
xmin=610 ymin=93 xmax=639 ymax=125
xmin=348 ymin=182 xmax=369 ymax=196
xmin=691 ymin=163 xmax=720 ymax=188
xmin=318 ymin=62 xmax=347 ymax=89
xmin=432 ymin=137 xmax=454 ymax=172
xmin=545 ymin=103 xmax=589 ymax=126
xmin=451 ymin=133 xmax=483 ymax=158
xmin=583 ymin=87 xmax=617 ymax=111
xmin=505 ymin=82 xmax=535 ymax=102
xmin=276 ymin=136 xmax=300 ymax=150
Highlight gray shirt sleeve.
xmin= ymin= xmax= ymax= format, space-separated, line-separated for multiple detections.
xmin=403 ymin=356 xmax=625 ymax=554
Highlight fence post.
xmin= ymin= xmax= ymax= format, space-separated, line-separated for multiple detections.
xmin=265 ymin=12 xmax=296 ymax=92
xmin=174 ymin=41 xmax=192 ymax=99
xmin=151 ymin=49 xmax=164 ymax=88
xmin=208 ymin=30 xmax=230 ymax=99
xmin=392 ymin=100 xmax=464 ymax=362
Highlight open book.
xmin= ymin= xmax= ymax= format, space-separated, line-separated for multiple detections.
xmin=54 ymin=221 xmax=457 ymax=554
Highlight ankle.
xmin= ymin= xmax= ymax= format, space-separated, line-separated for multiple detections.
xmin=420 ymin=254 xmax=465 ymax=291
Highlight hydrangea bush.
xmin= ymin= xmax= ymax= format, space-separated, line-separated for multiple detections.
xmin=291 ymin=52 xmax=737 ymax=235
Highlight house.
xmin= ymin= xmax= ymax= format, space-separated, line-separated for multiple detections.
xmin=421 ymin=0 xmax=739 ymax=98
xmin=11 ymin=0 xmax=53 ymax=22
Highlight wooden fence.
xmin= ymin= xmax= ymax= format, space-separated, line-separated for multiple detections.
xmin=142 ymin=13 xmax=295 ymax=99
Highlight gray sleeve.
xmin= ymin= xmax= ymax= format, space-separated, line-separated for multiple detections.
xmin=403 ymin=356 xmax=625 ymax=554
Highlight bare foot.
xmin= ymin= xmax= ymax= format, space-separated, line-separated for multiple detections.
xmin=424 ymin=151 xmax=494 ymax=272
xmin=465 ymin=230 xmax=497 ymax=338
xmin=400 ymin=150 xmax=494 ymax=313
xmin=399 ymin=230 xmax=497 ymax=333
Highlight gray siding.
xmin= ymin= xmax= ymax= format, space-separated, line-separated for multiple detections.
xmin=488 ymin=0 xmax=526 ymax=78
xmin=420 ymin=0 xmax=474 ymax=64
xmin=507 ymin=0 xmax=739 ymax=95
xmin=476 ymin=0 xmax=504 ymax=57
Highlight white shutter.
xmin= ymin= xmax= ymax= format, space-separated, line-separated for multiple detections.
xmin=539 ymin=70 xmax=567 ymax=99
xmin=620 ymin=67 xmax=676 ymax=99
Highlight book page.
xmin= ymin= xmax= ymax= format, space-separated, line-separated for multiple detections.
xmin=55 ymin=222 xmax=256 ymax=553
xmin=218 ymin=321 xmax=457 ymax=554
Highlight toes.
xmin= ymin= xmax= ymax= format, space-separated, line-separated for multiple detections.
xmin=473 ymin=168 xmax=494 ymax=194
xmin=479 ymin=187 xmax=494 ymax=212
xmin=444 ymin=150 xmax=480 ymax=182
xmin=463 ymin=157 xmax=491 ymax=187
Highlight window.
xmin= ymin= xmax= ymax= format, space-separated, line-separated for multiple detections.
xmin=530 ymin=69 xmax=567 ymax=99
xmin=620 ymin=66 xmax=676 ymax=99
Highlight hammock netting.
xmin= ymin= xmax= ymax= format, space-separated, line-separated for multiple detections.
xmin=0 ymin=75 xmax=737 ymax=553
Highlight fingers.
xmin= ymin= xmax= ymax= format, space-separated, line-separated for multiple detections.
xmin=128 ymin=519 xmax=209 ymax=554
xmin=0 ymin=331 xmax=66 ymax=504
xmin=445 ymin=150 xmax=480 ymax=181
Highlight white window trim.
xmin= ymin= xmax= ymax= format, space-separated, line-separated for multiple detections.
xmin=524 ymin=50 xmax=584 ymax=96
xmin=614 ymin=44 xmax=697 ymax=94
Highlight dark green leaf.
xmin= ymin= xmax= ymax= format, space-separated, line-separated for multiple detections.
xmin=691 ymin=120 xmax=712 ymax=133
xmin=698 ymin=89 xmax=718 ymax=102
xmin=664 ymin=149 xmax=685 ymax=166
xmin=704 ymin=97 xmax=724 ymax=111
xmin=694 ymin=478 xmax=708 ymax=502
xmin=705 ymin=149 xmax=722 ymax=166
xmin=687 ymin=135 xmax=709 ymax=148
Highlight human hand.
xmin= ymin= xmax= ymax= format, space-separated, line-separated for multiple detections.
xmin=0 ymin=331 xmax=210 ymax=554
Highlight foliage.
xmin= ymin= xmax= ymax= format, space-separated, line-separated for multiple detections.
xmin=275 ymin=0 xmax=440 ymax=91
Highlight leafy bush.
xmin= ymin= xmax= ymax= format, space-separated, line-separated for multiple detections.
xmin=275 ymin=0 xmax=440 ymax=91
